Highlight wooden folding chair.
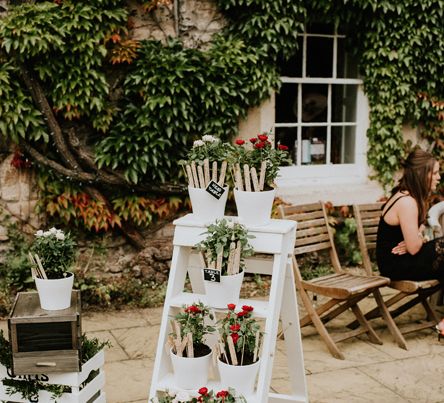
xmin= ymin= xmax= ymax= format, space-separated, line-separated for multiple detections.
xmin=279 ymin=201 xmax=392 ymax=360
xmin=351 ymin=202 xmax=442 ymax=347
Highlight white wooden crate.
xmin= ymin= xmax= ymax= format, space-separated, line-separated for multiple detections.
xmin=0 ymin=350 xmax=105 ymax=403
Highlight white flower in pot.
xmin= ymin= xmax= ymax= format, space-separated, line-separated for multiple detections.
xmin=230 ymin=132 xmax=291 ymax=226
xmin=196 ymin=219 xmax=254 ymax=308
xmin=29 ymin=228 xmax=77 ymax=310
xmin=179 ymin=136 xmax=234 ymax=222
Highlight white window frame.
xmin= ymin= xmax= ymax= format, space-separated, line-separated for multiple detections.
xmin=274 ymin=29 xmax=370 ymax=187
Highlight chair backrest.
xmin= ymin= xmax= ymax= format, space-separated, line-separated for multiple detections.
xmin=353 ymin=202 xmax=384 ymax=276
xmin=278 ymin=201 xmax=342 ymax=273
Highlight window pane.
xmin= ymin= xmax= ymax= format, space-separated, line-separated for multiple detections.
xmin=278 ymin=36 xmax=303 ymax=77
xmin=337 ymin=38 xmax=358 ymax=78
xmin=275 ymin=127 xmax=298 ymax=164
xmin=302 ymin=126 xmax=327 ymax=164
xmin=331 ymin=126 xmax=356 ymax=164
xmin=332 ymin=85 xmax=357 ymax=122
xmin=306 ymin=23 xmax=334 ymax=35
xmin=306 ymin=36 xmax=333 ymax=77
xmin=276 ymin=84 xmax=298 ymax=123
xmin=302 ymin=84 xmax=328 ymax=123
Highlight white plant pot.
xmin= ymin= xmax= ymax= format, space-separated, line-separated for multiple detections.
xmin=203 ymin=271 xmax=244 ymax=309
xmin=188 ymin=186 xmax=228 ymax=223
xmin=217 ymin=357 xmax=261 ymax=396
xmin=234 ymin=189 xmax=276 ymax=227
xmin=35 ymin=273 xmax=74 ymax=310
xmin=170 ymin=346 xmax=212 ymax=390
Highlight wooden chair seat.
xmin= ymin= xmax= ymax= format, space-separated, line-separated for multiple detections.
xmin=390 ymin=279 xmax=440 ymax=293
xmin=303 ymin=273 xmax=390 ymax=299
xmin=279 ymin=201 xmax=391 ymax=360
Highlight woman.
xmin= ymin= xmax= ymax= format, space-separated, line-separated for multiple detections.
xmin=376 ymin=147 xmax=443 ymax=282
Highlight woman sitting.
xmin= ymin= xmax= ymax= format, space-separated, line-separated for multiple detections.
xmin=376 ymin=147 xmax=444 ymax=282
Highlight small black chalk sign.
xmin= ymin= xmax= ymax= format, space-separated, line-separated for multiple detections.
xmin=203 ymin=268 xmax=221 ymax=283
xmin=205 ymin=180 xmax=225 ymax=200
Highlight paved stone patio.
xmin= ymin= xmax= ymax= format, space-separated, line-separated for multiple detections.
xmin=1 ymin=292 xmax=444 ymax=403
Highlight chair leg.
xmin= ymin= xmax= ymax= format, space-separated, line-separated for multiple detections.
xmin=298 ymin=287 xmax=345 ymax=359
xmin=350 ymin=304 xmax=382 ymax=345
xmin=373 ymin=290 xmax=407 ymax=349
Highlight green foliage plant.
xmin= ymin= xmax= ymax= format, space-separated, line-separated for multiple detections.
xmin=30 ymin=227 xmax=77 ymax=279
xmin=231 ymin=132 xmax=291 ymax=190
xmin=196 ymin=218 xmax=254 ymax=275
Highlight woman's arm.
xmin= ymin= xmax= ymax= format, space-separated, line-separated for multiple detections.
xmin=397 ymin=197 xmax=424 ymax=255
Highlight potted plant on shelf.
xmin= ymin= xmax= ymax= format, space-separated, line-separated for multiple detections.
xmin=28 ymin=227 xmax=77 ymax=310
xmin=196 ymin=219 xmax=254 ymax=308
xmin=152 ymin=387 xmax=246 ymax=402
xmin=180 ymin=135 xmax=234 ymax=222
xmin=231 ymin=132 xmax=291 ymax=226
xmin=168 ymin=302 xmax=215 ymax=390
xmin=215 ymin=304 xmax=263 ymax=396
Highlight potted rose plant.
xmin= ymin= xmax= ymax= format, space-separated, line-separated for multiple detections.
xmin=168 ymin=302 xmax=215 ymax=390
xmin=231 ymin=132 xmax=291 ymax=226
xmin=196 ymin=219 xmax=254 ymax=308
xmin=152 ymin=387 xmax=246 ymax=402
xmin=215 ymin=304 xmax=263 ymax=396
xmin=28 ymin=227 xmax=77 ymax=310
xmin=180 ymin=135 xmax=234 ymax=222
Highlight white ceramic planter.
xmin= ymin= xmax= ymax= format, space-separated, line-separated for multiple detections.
xmin=188 ymin=186 xmax=228 ymax=223
xmin=218 ymin=357 xmax=260 ymax=395
xmin=234 ymin=189 xmax=276 ymax=227
xmin=170 ymin=346 xmax=212 ymax=390
xmin=35 ymin=272 xmax=74 ymax=310
xmin=203 ymin=270 xmax=244 ymax=309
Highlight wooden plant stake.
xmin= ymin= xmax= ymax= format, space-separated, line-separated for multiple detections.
xmin=250 ymin=167 xmax=260 ymax=192
xmin=197 ymin=165 xmax=206 ymax=189
xmin=212 ymin=161 xmax=218 ymax=182
xmin=216 ymin=248 xmax=224 ymax=272
xmin=165 ymin=335 xmax=175 ymax=354
xmin=235 ymin=163 xmax=244 ymax=191
xmin=198 ymin=252 xmax=207 ymax=268
xmin=191 ymin=162 xmax=200 ymax=189
xmin=259 ymin=160 xmax=267 ymax=191
xmin=33 ymin=254 xmax=47 ymax=279
xmin=186 ymin=332 xmax=194 ymax=358
xmin=227 ymin=335 xmax=238 ymax=366
xmin=253 ymin=330 xmax=260 ymax=362
xmin=203 ymin=159 xmax=210 ymax=187
xmin=185 ymin=165 xmax=195 ymax=188
xmin=218 ymin=161 xmax=227 ymax=186
xmin=243 ymin=164 xmax=252 ymax=192
xmin=227 ymin=241 xmax=236 ymax=275
xmin=219 ymin=341 xmax=229 ymax=364
xmin=233 ymin=241 xmax=242 ymax=275
xmin=240 ymin=334 xmax=246 ymax=365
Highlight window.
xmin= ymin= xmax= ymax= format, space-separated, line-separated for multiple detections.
xmin=274 ymin=24 xmax=369 ymax=185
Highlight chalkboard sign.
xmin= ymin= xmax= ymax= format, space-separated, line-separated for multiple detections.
xmin=203 ymin=268 xmax=221 ymax=283
xmin=205 ymin=180 xmax=225 ymax=200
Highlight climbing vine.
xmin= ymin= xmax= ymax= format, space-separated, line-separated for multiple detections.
xmin=0 ymin=0 xmax=442 ymax=236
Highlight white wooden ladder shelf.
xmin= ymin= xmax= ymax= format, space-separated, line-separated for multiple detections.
xmin=149 ymin=215 xmax=308 ymax=403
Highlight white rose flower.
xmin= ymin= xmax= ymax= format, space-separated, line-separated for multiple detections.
xmin=50 ymin=227 xmax=58 ymax=234
xmin=226 ymin=220 xmax=235 ymax=229
xmin=35 ymin=230 xmax=44 ymax=237
xmin=193 ymin=140 xmax=204 ymax=148
xmin=202 ymin=135 xmax=217 ymax=143
xmin=55 ymin=232 xmax=65 ymax=241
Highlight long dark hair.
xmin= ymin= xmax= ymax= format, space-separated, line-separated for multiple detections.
xmin=393 ymin=148 xmax=437 ymax=224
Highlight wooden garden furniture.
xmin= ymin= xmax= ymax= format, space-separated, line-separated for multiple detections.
xmin=349 ymin=202 xmax=442 ymax=347
xmin=278 ymin=201 xmax=392 ymax=360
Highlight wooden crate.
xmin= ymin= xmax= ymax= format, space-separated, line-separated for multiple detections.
xmin=8 ymin=291 xmax=81 ymax=375
xmin=0 ymin=349 xmax=106 ymax=403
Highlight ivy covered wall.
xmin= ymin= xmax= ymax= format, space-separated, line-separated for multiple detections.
xmin=0 ymin=0 xmax=442 ymax=235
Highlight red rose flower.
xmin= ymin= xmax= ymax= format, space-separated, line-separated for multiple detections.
xmin=235 ymin=139 xmax=245 ymax=145
xmin=216 ymin=390 xmax=230 ymax=398
xmin=278 ymin=144 xmax=289 ymax=151
xmin=198 ymin=387 xmax=208 ymax=395
xmin=230 ymin=324 xmax=241 ymax=332
xmin=258 ymin=134 xmax=268 ymax=141
xmin=241 ymin=305 xmax=254 ymax=312
xmin=249 ymin=137 xmax=258 ymax=143
xmin=227 ymin=303 xmax=236 ymax=310
xmin=231 ymin=333 xmax=240 ymax=344
xmin=185 ymin=305 xmax=201 ymax=314
xmin=237 ymin=310 xmax=248 ymax=317
xmin=254 ymin=142 xmax=266 ymax=149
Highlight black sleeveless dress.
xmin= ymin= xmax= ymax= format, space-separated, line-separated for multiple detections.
xmin=376 ymin=195 xmax=444 ymax=282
